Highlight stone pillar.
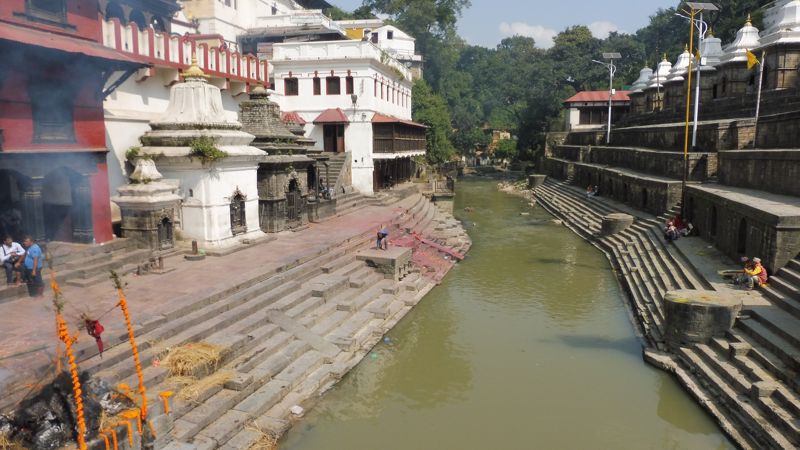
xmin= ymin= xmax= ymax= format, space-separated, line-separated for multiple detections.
xmin=527 ymin=174 xmax=546 ymax=189
xmin=664 ymin=290 xmax=742 ymax=348
xmin=21 ymin=177 xmax=45 ymax=242
xmin=600 ymin=213 xmax=634 ymax=236
xmin=71 ymin=175 xmax=94 ymax=243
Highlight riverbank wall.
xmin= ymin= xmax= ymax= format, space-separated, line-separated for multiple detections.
xmin=0 ymin=186 xmax=471 ymax=450
xmin=528 ymin=178 xmax=799 ymax=450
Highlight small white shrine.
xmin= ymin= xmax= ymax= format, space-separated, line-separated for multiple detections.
xmin=137 ymin=57 xmax=267 ymax=250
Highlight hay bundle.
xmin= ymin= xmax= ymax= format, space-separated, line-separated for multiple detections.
xmin=246 ymin=423 xmax=278 ymax=450
xmin=170 ymin=371 xmax=233 ymax=402
xmin=162 ymin=343 xmax=223 ymax=377
xmin=0 ymin=433 xmax=26 ymax=450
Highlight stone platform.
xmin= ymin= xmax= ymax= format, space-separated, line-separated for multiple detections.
xmin=356 ymin=247 xmax=413 ymax=281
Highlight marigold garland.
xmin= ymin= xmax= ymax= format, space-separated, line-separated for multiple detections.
xmin=111 ymin=271 xmax=148 ymax=419
xmin=51 ymin=272 xmax=88 ymax=450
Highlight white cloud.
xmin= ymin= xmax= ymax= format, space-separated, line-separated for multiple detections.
xmin=588 ymin=21 xmax=621 ymax=39
xmin=498 ymin=22 xmax=558 ymax=49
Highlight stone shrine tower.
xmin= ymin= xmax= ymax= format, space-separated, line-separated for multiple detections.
xmin=239 ymin=87 xmax=316 ymax=232
xmin=136 ymin=57 xmax=267 ymax=250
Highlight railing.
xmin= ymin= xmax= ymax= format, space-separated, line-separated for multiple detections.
xmin=272 ymin=40 xmax=412 ymax=80
xmin=255 ymin=10 xmax=345 ymax=35
xmin=101 ymin=19 xmax=268 ymax=85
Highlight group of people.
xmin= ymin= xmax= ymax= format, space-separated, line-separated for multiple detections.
xmin=664 ymin=215 xmax=694 ymax=242
xmin=735 ymin=256 xmax=768 ymax=290
xmin=1 ymin=235 xmax=44 ymax=297
xmin=585 ymin=185 xmax=599 ymax=199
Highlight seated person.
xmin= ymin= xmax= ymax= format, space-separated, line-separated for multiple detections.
xmin=664 ymin=221 xmax=680 ymax=242
xmin=376 ymin=224 xmax=389 ymax=250
xmin=1 ymin=235 xmax=24 ymax=286
xmin=735 ymin=257 xmax=768 ymax=290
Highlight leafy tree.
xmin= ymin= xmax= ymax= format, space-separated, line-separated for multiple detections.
xmin=412 ymin=78 xmax=456 ymax=164
xmin=494 ymin=139 xmax=518 ymax=161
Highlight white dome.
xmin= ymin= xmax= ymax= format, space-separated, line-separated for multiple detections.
xmin=647 ymin=56 xmax=672 ymax=88
xmin=720 ymin=16 xmax=761 ymax=63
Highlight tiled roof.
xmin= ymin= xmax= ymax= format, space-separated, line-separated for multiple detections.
xmin=564 ymin=91 xmax=631 ymax=103
xmin=281 ymin=111 xmax=307 ymax=125
xmin=313 ymin=108 xmax=349 ymax=124
xmin=371 ymin=113 xmax=428 ymax=128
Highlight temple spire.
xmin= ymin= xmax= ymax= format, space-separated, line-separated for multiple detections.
xmin=182 ymin=53 xmax=208 ymax=80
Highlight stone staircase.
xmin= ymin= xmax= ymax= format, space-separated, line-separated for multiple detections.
xmin=534 ymin=178 xmax=800 ymax=450
xmin=321 ymin=153 xmax=348 ymax=197
xmin=46 ymin=239 xmax=154 ymax=288
xmin=72 ymin=191 xmax=465 ymax=449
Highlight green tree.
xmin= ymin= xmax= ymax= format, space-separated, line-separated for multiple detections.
xmin=412 ymin=78 xmax=456 ymax=164
xmin=494 ymin=138 xmax=518 ymax=161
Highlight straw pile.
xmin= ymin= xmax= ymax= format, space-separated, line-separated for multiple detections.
xmin=246 ymin=423 xmax=278 ymax=450
xmin=170 ymin=371 xmax=233 ymax=402
xmin=162 ymin=342 xmax=223 ymax=377
xmin=0 ymin=433 xmax=26 ymax=450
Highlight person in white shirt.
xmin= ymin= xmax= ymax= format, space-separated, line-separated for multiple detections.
xmin=1 ymin=235 xmax=24 ymax=286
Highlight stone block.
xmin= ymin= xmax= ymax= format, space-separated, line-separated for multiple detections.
xmin=224 ymin=372 xmax=253 ymax=391
xmin=728 ymin=342 xmax=751 ymax=359
xmin=527 ymin=174 xmax=547 ymax=189
xmin=601 ymin=213 xmax=635 ymax=236
xmin=663 ymin=290 xmax=742 ymax=348
xmin=749 ymin=381 xmax=778 ymax=400
xmin=233 ymin=380 xmax=290 ymax=416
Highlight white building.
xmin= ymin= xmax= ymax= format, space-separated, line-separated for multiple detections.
xmin=271 ymin=39 xmax=426 ymax=193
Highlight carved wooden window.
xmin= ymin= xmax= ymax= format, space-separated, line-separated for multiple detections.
xmin=345 ymin=76 xmax=354 ymax=95
xmin=29 ymin=80 xmax=75 ymax=143
xmin=313 ymin=77 xmax=321 ymax=95
xmin=326 ymin=76 xmax=341 ymax=95
xmin=284 ymin=77 xmax=299 ymax=96
xmin=230 ymin=191 xmax=246 ymax=235
xmin=26 ymin=0 xmax=66 ymax=24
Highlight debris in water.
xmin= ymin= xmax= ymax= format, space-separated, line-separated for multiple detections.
xmin=370 ymin=352 xmax=379 ymax=359
xmin=520 ymin=212 xmax=530 ymax=216
xmin=552 ymin=219 xmax=563 ymax=225
xmin=290 ymin=405 xmax=304 ymax=416
xmin=383 ymin=336 xmax=392 ymax=344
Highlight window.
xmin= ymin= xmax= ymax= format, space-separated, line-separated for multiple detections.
xmin=26 ymin=0 xmax=67 ymax=24
xmin=387 ymin=31 xmax=394 ymax=40
xmin=284 ymin=77 xmax=299 ymax=96
xmin=271 ymin=5 xmax=278 ymax=14
xmin=381 ymin=82 xmax=384 ymax=100
xmin=346 ymin=76 xmax=354 ymax=95
xmin=371 ymin=33 xmax=378 ymax=44
xmin=326 ymin=76 xmax=341 ymax=95
xmin=721 ymin=76 xmax=727 ymax=94
xmin=29 ymin=80 xmax=75 ymax=143
xmin=313 ymin=77 xmax=321 ymax=95
xmin=374 ymin=79 xmax=377 ymax=96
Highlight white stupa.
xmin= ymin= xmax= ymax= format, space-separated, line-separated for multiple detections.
xmin=138 ymin=56 xmax=268 ymax=250
xmin=699 ymin=30 xmax=725 ymax=67
xmin=719 ymin=15 xmax=761 ymax=64
xmin=666 ymin=45 xmax=696 ymax=82
xmin=759 ymin=0 xmax=800 ymax=47
xmin=647 ymin=55 xmax=673 ymax=88
xmin=630 ymin=66 xmax=653 ymax=92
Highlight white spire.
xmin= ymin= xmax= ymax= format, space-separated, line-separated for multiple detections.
xmin=630 ymin=66 xmax=653 ymax=92
xmin=720 ymin=16 xmax=761 ymax=63
xmin=667 ymin=46 xmax=695 ymax=81
xmin=759 ymin=0 xmax=800 ymax=47
xmin=647 ymin=56 xmax=672 ymax=88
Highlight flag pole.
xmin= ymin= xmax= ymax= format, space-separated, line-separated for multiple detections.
xmin=682 ymin=8 xmax=697 ymax=217
xmin=753 ymin=50 xmax=765 ymax=149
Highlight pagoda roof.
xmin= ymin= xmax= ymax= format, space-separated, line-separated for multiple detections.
xmin=313 ymin=108 xmax=349 ymax=124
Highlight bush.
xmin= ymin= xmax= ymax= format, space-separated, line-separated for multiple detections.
xmin=189 ymin=136 xmax=227 ymax=163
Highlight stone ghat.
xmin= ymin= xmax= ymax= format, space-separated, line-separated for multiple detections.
xmin=54 ymin=192 xmax=471 ymax=450
xmin=532 ymin=178 xmax=800 ymax=450
xmin=552 ymin=144 xmax=717 ymax=182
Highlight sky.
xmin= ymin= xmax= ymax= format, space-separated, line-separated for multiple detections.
xmin=330 ymin=0 xmax=678 ymax=48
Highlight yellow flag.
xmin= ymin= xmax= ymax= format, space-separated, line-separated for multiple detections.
xmin=746 ymin=50 xmax=760 ymax=70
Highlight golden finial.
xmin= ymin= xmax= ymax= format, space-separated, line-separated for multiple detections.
xmin=707 ymin=27 xmax=714 ymax=38
xmin=684 ymin=43 xmax=689 ymax=52
xmin=182 ymin=52 xmax=208 ymax=79
xmin=662 ymin=53 xmax=668 ymax=62
xmin=745 ymin=13 xmax=752 ymax=26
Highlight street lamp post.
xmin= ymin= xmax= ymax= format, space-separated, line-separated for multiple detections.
xmin=679 ymin=2 xmax=718 ymax=217
xmin=592 ymin=52 xmax=621 ymax=145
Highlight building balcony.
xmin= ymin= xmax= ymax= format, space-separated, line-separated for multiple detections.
xmin=101 ymin=19 xmax=268 ymax=89
xmin=272 ymin=40 xmax=412 ymax=81
xmin=253 ymin=10 xmax=345 ymax=35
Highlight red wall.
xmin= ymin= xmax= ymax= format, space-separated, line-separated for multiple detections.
xmin=0 ymin=0 xmax=102 ymax=43
xmin=92 ymin=162 xmax=113 ymax=243
xmin=0 ymin=65 xmax=106 ymax=150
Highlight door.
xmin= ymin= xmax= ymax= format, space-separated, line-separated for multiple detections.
xmin=323 ymin=124 xmax=345 ymax=153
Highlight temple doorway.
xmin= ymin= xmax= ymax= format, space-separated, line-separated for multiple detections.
xmin=42 ymin=167 xmax=92 ymax=243
xmin=323 ymin=124 xmax=345 ymax=153
xmin=230 ymin=190 xmax=247 ymax=235
xmin=0 ymin=170 xmax=26 ymax=241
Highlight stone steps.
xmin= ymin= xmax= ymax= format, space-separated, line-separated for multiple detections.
xmin=761 ymin=285 xmax=800 ymax=320
xmin=81 ymin=192 xmax=458 ymax=450
xmin=692 ymin=343 xmax=800 ymax=445
xmin=735 ymin=318 xmax=800 ymax=375
xmin=677 ymin=346 xmax=796 ymax=449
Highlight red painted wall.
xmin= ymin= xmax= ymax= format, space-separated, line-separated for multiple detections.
xmin=0 ymin=64 xmax=106 ymax=150
xmin=0 ymin=0 xmax=102 ymax=43
xmin=91 ymin=162 xmax=113 ymax=243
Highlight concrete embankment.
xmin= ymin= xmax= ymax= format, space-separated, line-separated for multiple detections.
xmin=527 ymin=178 xmax=799 ymax=450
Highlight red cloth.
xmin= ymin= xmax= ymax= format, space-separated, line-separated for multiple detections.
xmin=85 ymin=319 xmax=105 ymax=355
xmin=756 ymin=264 xmax=768 ymax=284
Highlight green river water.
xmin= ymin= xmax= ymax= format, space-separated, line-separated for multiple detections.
xmin=281 ymin=179 xmax=733 ymax=450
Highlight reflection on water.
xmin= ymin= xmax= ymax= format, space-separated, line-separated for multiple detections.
xmin=281 ymin=180 xmax=733 ymax=450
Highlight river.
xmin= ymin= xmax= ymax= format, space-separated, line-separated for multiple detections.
xmin=280 ymin=179 xmax=732 ymax=450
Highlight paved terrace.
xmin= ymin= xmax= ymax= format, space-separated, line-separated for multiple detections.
xmin=0 ymin=191 xmax=420 ymax=410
